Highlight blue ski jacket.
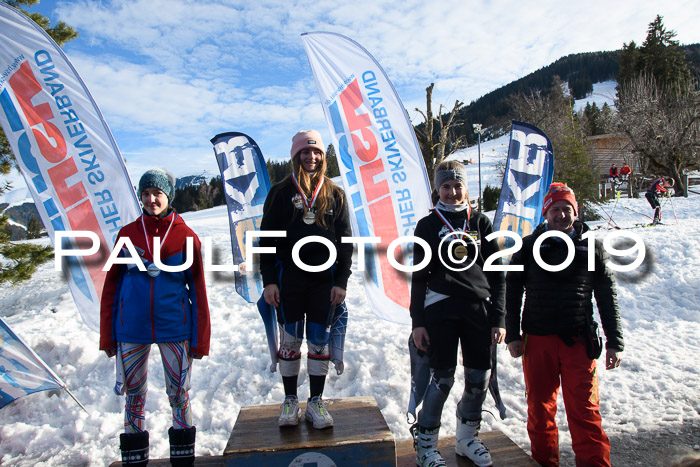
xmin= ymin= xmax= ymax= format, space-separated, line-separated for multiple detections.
xmin=99 ymin=211 xmax=211 ymax=356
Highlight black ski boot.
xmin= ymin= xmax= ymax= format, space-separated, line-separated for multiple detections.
xmin=119 ymin=431 xmax=149 ymax=466
xmin=168 ymin=426 xmax=196 ymax=467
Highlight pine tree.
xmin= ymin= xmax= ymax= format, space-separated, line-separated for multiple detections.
xmin=26 ymin=216 xmax=42 ymax=239
xmin=639 ymin=15 xmax=691 ymax=87
xmin=582 ymin=102 xmax=602 ymax=136
xmin=618 ymin=15 xmax=691 ymax=90
xmin=599 ymin=103 xmax=617 ymax=134
xmin=0 ymin=0 xmax=78 ymax=283
xmin=555 ymin=107 xmax=599 ymax=220
xmin=210 ymin=176 xmax=225 ymax=207
xmin=325 ymin=144 xmax=340 ymax=178
xmin=265 ymin=159 xmax=291 ymax=185
xmin=617 ymin=41 xmax=640 ymax=86
xmin=481 ymin=185 xmax=501 ymax=212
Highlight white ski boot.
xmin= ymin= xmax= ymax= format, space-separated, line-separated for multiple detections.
xmin=455 ymin=417 xmax=492 ymax=467
xmin=278 ymin=395 xmax=301 ymax=427
xmin=411 ymin=424 xmax=446 ymax=467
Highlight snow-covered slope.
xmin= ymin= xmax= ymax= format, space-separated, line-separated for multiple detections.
xmin=1 ymin=190 xmax=699 ymax=466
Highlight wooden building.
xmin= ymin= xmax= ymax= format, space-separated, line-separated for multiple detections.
xmin=586 ymin=133 xmax=638 ymax=178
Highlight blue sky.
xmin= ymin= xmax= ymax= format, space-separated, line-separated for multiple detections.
xmin=16 ymin=0 xmax=700 ymax=182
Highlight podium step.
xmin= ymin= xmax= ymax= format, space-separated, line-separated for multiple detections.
xmin=108 ymin=397 xmax=536 ymax=466
xmin=395 ymin=432 xmax=538 ymax=466
xmin=224 ymin=396 xmax=395 ymax=466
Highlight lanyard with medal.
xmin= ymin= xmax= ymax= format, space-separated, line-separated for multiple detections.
xmin=140 ymin=213 xmax=175 ymax=277
xmin=435 ymin=206 xmax=470 ymax=260
xmin=291 ymin=172 xmax=324 ymax=225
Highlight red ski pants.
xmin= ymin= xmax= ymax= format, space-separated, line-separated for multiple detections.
xmin=522 ymin=334 xmax=610 ymax=467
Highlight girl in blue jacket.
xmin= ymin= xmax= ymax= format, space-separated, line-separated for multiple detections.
xmin=100 ymin=168 xmax=210 ymax=467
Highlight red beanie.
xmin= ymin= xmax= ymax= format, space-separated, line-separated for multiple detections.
xmin=542 ymin=182 xmax=578 ymax=216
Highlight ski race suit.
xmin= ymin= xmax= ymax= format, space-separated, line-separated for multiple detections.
xmin=646 ymin=177 xmax=669 ymax=223
xmin=410 ymin=205 xmax=505 ymax=427
xmin=505 ymin=220 xmax=624 ymax=467
xmin=259 ymin=178 xmax=352 ymax=378
xmin=100 ymin=210 xmax=211 ymax=432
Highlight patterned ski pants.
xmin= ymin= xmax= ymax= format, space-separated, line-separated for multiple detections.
xmin=118 ymin=341 xmax=193 ymax=433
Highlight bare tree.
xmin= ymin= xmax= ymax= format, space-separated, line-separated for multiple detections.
xmin=617 ymin=74 xmax=700 ymax=194
xmin=508 ymin=77 xmax=570 ymax=137
xmin=509 ymin=77 xmax=599 ymax=213
xmin=413 ymin=83 xmax=466 ymax=187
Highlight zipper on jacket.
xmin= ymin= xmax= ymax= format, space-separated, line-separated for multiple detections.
xmin=120 ymin=299 xmax=124 ymax=327
xmin=150 ymin=277 xmax=156 ymax=342
xmin=182 ymin=299 xmax=186 ymax=325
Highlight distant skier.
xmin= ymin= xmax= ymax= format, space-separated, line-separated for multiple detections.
xmin=608 ymin=164 xmax=619 ymax=183
xmin=645 ymin=177 xmax=675 ymax=225
xmin=260 ymin=130 xmax=352 ymax=430
xmin=409 ymin=160 xmax=505 ymax=467
xmin=505 ymin=182 xmax=624 ymax=467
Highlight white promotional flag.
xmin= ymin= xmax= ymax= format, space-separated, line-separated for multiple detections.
xmin=0 ymin=4 xmax=141 ymax=331
xmin=302 ymin=32 xmax=432 ymax=324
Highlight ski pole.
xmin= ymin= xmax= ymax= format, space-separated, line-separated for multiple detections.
xmin=622 ymin=204 xmax=654 ymax=220
xmin=668 ymin=193 xmax=679 ymax=225
xmin=606 ymin=190 xmax=621 ymax=229
xmin=597 ymin=205 xmax=619 ymax=229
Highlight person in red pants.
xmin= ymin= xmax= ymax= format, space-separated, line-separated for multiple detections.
xmin=505 ymin=183 xmax=624 ymax=467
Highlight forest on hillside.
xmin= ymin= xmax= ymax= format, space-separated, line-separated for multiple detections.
xmin=438 ymin=44 xmax=700 ymax=147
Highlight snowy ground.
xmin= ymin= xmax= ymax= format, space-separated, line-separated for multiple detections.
xmin=1 ymin=181 xmax=699 ymax=465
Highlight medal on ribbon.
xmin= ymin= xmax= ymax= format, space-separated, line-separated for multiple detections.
xmin=435 ymin=207 xmax=469 ymax=261
xmin=146 ymin=263 xmax=161 ymax=277
xmin=291 ymin=173 xmax=324 ymax=225
xmin=453 ymin=244 xmax=468 ymax=259
xmin=140 ymin=213 xmax=175 ymax=278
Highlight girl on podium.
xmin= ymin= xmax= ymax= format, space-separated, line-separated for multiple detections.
xmin=100 ymin=168 xmax=211 ymax=466
xmin=260 ymin=130 xmax=352 ymax=429
xmin=409 ymin=160 xmax=505 ymax=467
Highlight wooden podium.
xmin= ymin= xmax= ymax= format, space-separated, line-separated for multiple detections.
xmin=109 ymin=396 xmax=537 ymax=466
xmin=395 ymin=432 xmax=539 ymax=466
xmin=223 ymin=396 xmax=395 ymax=466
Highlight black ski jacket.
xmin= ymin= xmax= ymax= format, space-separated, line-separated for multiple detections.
xmin=505 ymin=221 xmax=624 ymax=351
xmin=259 ymin=178 xmax=353 ymax=289
xmin=410 ymin=208 xmax=505 ymax=330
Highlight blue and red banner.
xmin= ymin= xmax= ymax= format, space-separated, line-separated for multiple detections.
xmin=302 ymin=32 xmax=432 ymax=324
xmin=0 ymin=3 xmax=141 ymax=331
xmin=210 ymin=132 xmax=271 ymax=303
xmin=493 ymin=121 xmax=554 ymax=249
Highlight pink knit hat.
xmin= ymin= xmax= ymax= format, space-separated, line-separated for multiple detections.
xmin=291 ymin=130 xmax=325 ymax=159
